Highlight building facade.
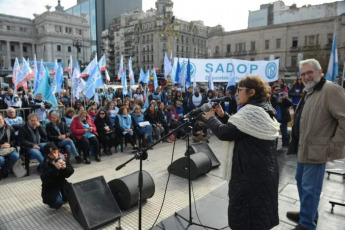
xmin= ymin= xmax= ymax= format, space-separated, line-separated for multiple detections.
xmin=207 ymin=14 xmax=345 ymax=78
xmin=0 ymin=3 xmax=91 ymax=73
xmin=66 ymin=0 xmax=142 ymax=58
xmin=102 ymin=0 xmax=208 ymax=79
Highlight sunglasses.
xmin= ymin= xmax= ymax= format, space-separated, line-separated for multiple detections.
xmin=99 ymin=113 xmax=105 ymax=115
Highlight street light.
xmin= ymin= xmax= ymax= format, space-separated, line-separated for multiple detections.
xmin=156 ymin=1 xmax=180 ymax=85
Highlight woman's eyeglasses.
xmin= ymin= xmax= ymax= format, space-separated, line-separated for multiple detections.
xmin=236 ymin=87 xmax=249 ymax=93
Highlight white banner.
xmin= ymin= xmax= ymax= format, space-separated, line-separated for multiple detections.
xmin=172 ymin=58 xmax=279 ymax=83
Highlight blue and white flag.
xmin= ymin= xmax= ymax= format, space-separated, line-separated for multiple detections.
xmin=72 ymin=60 xmax=85 ymax=100
xmin=122 ymin=65 xmax=128 ymax=95
xmin=80 ymin=54 xmax=97 ymax=78
xmin=98 ymin=54 xmax=107 ymax=72
xmin=144 ymin=88 xmax=149 ymax=109
xmin=67 ymin=54 xmax=73 ymax=77
xmin=117 ymin=55 xmax=124 ymax=81
xmin=32 ymin=54 xmax=39 ymax=92
xmin=128 ymin=57 xmax=135 ymax=86
xmin=164 ymin=52 xmax=172 ymax=80
xmin=34 ymin=67 xmax=58 ymax=106
xmin=326 ymin=34 xmax=338 ymax=82
xmin=153 ymin=68 xmax=158 ymax=91
xmin=139 ymin=68 xmax=145 ymax=83
xmin=12 ymin=57 xmax=20 ymax=85
xmin=83 ymin=65 xmax=104 ymax=99
xmin=105 ymin=69 xmax=110 ymax=82
xmin=171 ymin=64 xmax=176 ymax=85
xmin=55 ymin=62 xmax=64 ymax=93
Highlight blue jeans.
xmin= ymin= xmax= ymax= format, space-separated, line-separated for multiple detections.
xmin=49 ymin=192 xmax=63 ymax=209
xmin=58 ymin=139 xmax=78 ymax=157
xmin=0 ymin=151 xmax=19 ymax=172
xmin=296 ymin=162 xmax=326 ymax=230
xmin=29 ymin=143 xmax=46 ymax=165
xmin=139 ymin=125 xmax=153 ymax=143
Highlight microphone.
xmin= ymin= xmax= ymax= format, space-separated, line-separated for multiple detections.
xmin=210 ymin=96 xmax=231 ymax=103
xmin=184 ymin=103 xmax=212 ymax=118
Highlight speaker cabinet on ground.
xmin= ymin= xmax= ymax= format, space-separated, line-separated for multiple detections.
xmin=108 ymin=170 xmax=155 ymax=210
xmin=188 ymin=142 xmax=221 ymax=168
xmin=68 ymin=176 xmax=122 ymax=230
xmin=168 ymin=152 xmax=212 ymax=180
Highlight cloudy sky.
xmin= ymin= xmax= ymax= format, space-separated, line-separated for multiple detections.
xmin=0 ymin=0 xmax=339 ymax=31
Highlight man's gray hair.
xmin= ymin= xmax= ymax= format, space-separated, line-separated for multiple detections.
xmin=6 ymin=107 xmax=15 ymax=113
xmin=299 ymin=59 xmax=322 ymax=71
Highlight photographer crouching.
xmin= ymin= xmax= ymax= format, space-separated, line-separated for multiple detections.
xmin=41 ymin=142 xmax=74 ymax=209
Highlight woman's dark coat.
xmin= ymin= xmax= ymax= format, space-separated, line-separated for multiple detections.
xmin=205 ymin=101 xmax=279 ymax=230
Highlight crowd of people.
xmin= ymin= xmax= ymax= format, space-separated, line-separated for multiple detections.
xmin=2 ymin=59 xmax=344 ymax=230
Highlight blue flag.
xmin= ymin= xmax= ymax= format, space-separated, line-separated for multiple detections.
xmin=226 ymin=67 xmax=236 ymax=90
xmin=122 ymin=65 xmax=128 ymax=95
xmin=34 ymin=67 xmax=58 ymax=106
xmin=175 ymin=59 xmax=181 ymax=86
xmin=186 ymin=59 xmax=191 ymax=89
xmin=153 ymin=68 xmax=158 ymax=91
xmin=139 ymin=68 xmax=145 ymax=84
xmin=55 ymin=62 xmax=64 ymax=94
xmin=326 ymin=34 xmax=338 ymax=82
xmin=83 ymin=65 xmax=104 ymax=99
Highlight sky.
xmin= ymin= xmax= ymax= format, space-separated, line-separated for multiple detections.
xmin=0 ymin=0 xmax=340 ymax=31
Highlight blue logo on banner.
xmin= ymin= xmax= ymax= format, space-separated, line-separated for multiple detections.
xmin=265 ymin=62 xmax=277 ymax=79
xmin=181 ymin=61 xmax=196 ymax=77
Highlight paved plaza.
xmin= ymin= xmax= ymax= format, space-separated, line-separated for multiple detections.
xmin=0 ymin=135 xmax=345 ymax=230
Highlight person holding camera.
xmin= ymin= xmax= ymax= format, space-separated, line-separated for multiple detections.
xmin=29 ymin=93 xmax=52 ymax=125
xmin=41 ymin=142 xmax=74 ymax=209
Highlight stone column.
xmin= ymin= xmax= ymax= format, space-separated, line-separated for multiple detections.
xmin=19 ymin=42 xmax=23 ymax=59
xmin=32 ymin=43 xmax=35 ymax=58
xmin=6 ymin=41 xmax=11 ymax=69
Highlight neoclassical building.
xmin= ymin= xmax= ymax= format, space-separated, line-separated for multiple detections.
xmin=102 ymin=0 xmax=208 ymax=78
xmin=0 ymin=2 xmax=91 ymax=73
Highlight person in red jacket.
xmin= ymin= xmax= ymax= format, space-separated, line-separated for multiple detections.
xmin=70 ymin=110 xmax=101 ymax=164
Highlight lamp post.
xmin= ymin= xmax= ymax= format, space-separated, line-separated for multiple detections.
xmin=73 ymin=37 xmax=82 ymax=64
xmin=156 ymin=1 xmax=180 ymax=85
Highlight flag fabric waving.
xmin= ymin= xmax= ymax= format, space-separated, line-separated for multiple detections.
xmin=226 ymin=67 xmax=236 ymax=90
xmin=67 ymin=54 xmax=73 ymax=78
xmin=33 ymin=54 xmax=38 ymax=91
xmin=12 ymin=58 xmax=20 ymax=84
xmin=52 ymin=59 xmax=58 ymax=76
xmin=175 ymin=59 xmax=181 ymax=86
xmin=326 ymin=34 xmax=338 ymax=82
xmin=128 ymin=57 xmax=135 ymax=86
xmin=98 ymin=54 xmax=107 ymax=72
xmin=22 ymin=58 xmax=34 ymax=82
xmin=122 ymin=65 xmax=128 ymax=95
xmin=34 ymin=67 xmax=58 ymax=106
xmin=117 ymin=55 xmax=124 ymax=81
xmin=164 ymin=52 xmax=172 ymax=80
xmin=208 ymin=71 xmax=214 ymax=91
xmin=105 ymin=69 xmax=110 ymax=82
xmin=186 ymin=58 xmax=191 ymax=89
xmin=80 ymin=55 xmax=97 ymax=78
xmin=83 ymin=65 xmax=104 ymax=99
xmin=139 ymin=68 xmax=145 ymax=83
xmin=153 ymin=67 xmax=158 ymax=91
xmin=55 ymin=62 xmax=64 ymax=94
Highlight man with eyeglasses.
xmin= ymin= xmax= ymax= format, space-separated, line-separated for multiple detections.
xmin=286 ymin=59 xmax=345 ymax=230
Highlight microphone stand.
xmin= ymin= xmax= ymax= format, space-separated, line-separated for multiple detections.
xmin=115 ymin=119 xmax=194 ymax=230
xmin=172 ymin=114 xmax=219 ymax=230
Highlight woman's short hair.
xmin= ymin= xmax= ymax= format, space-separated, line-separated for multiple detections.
xmin=238 ymin=76 xmax=271 ymax=101
xmin=65 ymin=107 xmax=76 ymax=116
xmin=118 ymin=105 xmax=127 ymax=115
xmin=77 ymin=110 xmax=88 ymax=118
xmin=28 ymin=113 xmax=39 ymax=121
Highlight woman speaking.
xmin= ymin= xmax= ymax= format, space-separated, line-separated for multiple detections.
xmin=203 ymin=76 xmax=280 ymax=230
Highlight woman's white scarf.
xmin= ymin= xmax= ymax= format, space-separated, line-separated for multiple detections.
xmin=222 ymin=104 xmax=280 ymax=181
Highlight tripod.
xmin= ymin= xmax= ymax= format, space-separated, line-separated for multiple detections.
xmin=173 ymin=117 xmax=218 ymax=230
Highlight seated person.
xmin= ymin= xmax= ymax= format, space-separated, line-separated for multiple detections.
xmin=19 ymin=113 xmax=47 ymax=172
xmin=70 ymin=110 xmax=101 ymax=164
xmin=41 ymin=142 xmax=74 ymax=209
xmin=192 ymin=118 xmax=210 ymax=143
xmin=145 ymin=103 xmax=166 ymax=141
xmin=167 ymin=103 xmax=186 ymax=139
xmin=29 ymin=93 xmax=52 ymax=124
xmin=131 ymin=105 xmax=153 ymax=147
xmin=0 ymin=114 xmax=19 ymax=179
xmin=61 ymin=108 xmax=76 ymax=132
xmin=46 ymin=111 xmax=82 ymax=164
xmin=4 ymin=107 xmax=24 ymax=135
xmin=94 ymin=109 xmax=119 ymax=155
xmin=115 ymin=106 xmax=138 ymax=150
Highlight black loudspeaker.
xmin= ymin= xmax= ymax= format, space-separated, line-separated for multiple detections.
xmin=108 ymin=170 xmax=155 ymax=210
xmin=168 ymin=152 xmax=212 ymax=180
xmin=188 ymin=142 xmax=221 ymax=168
xmin=68 ymin=176 xmax=122 ymax=230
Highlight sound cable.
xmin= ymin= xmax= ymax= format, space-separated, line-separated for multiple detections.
xmin=149 ymin=137 xmax=177 ymax=230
